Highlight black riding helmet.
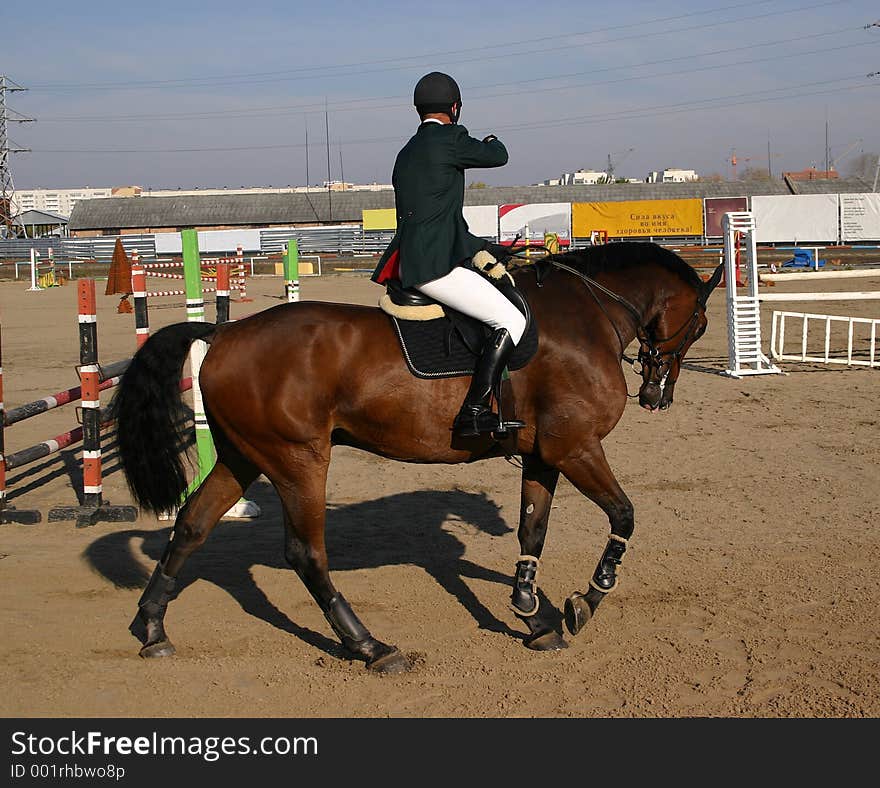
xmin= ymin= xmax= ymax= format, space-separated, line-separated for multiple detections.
xmin=414 ymin=72 xmax=461 ymax=123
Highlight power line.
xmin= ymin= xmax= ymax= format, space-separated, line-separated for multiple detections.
xmin=33 ymin=24 xmax=870 ymax=124
xmin=29 ymin=73 xmax=879 ymax=154
xmin=496 ymin=79 xmax=879 ymax=135
xmin=26 ymin=1 xmax=845 ymax=94
xmin=28 ymin=0 xmax=779 ymax=91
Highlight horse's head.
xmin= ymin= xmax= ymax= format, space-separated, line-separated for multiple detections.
xmin=636 ymin=261 xmax=723 ymax=411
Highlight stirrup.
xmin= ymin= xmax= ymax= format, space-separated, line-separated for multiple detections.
xmin=453 ymin=408 xmax=525 ymax=439
xmin=492 ymin=418 xmax=526 ymax=439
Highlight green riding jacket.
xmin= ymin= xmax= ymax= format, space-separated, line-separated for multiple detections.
xmin=371 ymin=122 xmax=508 ymax=289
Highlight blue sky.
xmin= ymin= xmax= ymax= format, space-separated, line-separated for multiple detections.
xmin=4 ymin=0 xmax=879 ymax=189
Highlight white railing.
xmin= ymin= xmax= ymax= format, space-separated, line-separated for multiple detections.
xmin=770 ymin=310 xmax=879 ymax=368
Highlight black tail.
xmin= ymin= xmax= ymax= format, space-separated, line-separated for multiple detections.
xmin=110 ymin=321 xmax=216 ymax=514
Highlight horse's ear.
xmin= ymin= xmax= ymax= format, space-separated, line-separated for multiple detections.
xmin=700 ymin=262 xmax=724 ymax=304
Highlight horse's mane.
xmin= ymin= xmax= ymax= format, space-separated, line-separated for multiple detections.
xmin=544 ymin=242 xmax=703 ymax=291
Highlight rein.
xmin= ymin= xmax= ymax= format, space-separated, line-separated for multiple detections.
xmin=542 ymin=256 xmax=704 ymax=396
xmin=503 ymin=246 xmax=705 ymax=391
xmin=548 ymin=259 xmax=642 ymax=358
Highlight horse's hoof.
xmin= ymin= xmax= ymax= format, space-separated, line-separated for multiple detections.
xmin=525 ymin=630 xmax=568 ymax=651
xmin=564 ymin=593 xmax=592 ymax=636
xmin=139 ymin=640 xmax=176 ymax=659
xmin=366 ymin=648 xmax=412 ymax=674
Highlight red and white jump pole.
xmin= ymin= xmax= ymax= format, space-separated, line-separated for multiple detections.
xmin=47 ymin=280 xmax=138 ymax=527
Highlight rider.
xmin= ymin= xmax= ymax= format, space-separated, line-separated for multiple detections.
xmin=371 ymin=71 xmax=527 ymax=438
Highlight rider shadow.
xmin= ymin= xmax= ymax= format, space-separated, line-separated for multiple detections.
xmin=84 ymin=487 xmax=551 ymax=659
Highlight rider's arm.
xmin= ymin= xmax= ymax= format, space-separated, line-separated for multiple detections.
xmin=452 ymin=125 xmax=508 ymax=169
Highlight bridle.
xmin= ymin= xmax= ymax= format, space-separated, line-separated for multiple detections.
xmin=546 ymin=257 xmax=706 ymax=392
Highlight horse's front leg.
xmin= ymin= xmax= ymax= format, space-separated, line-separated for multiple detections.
xmin=511 ymin=455 xmax=567 ymax=651
xmin=555 ymin=441 xmax=634 ymax=636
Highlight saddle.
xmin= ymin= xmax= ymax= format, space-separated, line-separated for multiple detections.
xmin=379 ymin=269 xmax=539 ymax=379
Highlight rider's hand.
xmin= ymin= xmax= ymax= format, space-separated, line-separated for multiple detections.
xmin=482 ymin=134 xmax=498 ymax=144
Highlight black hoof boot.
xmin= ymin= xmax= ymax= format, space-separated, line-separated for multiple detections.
xmin=131 ymin=565 xmax=178 ymax=657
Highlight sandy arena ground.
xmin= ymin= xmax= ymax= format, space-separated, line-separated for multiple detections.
xmin=0 ymin=262 xmax=878 ymax=718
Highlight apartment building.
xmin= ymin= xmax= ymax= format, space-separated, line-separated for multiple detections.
xmin=11 ymin=186 xmax=134 ymax=217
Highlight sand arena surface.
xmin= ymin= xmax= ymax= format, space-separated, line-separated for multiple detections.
xmin=0 ymin=267 xmax=878 ymax=718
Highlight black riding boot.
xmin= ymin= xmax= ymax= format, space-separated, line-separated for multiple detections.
xmin=453 ymin=327 xmax=524 ymax=438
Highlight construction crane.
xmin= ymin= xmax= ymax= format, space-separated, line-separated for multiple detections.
xmin=728 ymin=149 xmax=749 ymax=181
xmin=606 ymin=148 xmax=634 ymax=182
xmin=728 ymin=147 xmax=781 ymax=180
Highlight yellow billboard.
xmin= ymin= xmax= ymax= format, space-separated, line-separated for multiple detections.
xmin=362 ymin=209 xmax=397 ymax=231
xmin=572 ymin=199 xmax=703 ymax=238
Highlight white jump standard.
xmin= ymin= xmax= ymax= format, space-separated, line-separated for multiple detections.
xmin=721 ymin=212 xmax=782 ymax=378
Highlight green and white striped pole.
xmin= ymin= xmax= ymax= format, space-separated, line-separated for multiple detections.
xmin=284 ymin=238 xmax=300 ymax=303
xmin=182 ymin=229 xmax=215 ymax=493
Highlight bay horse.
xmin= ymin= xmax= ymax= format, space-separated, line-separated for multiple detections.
xmin=113 ymin=242 xmax=723 ymax=673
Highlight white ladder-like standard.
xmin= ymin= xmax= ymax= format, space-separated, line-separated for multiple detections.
xmin=722 ymin=212 xmax=782 ymax=378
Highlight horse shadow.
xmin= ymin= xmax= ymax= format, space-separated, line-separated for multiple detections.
xmin=83 ymin=487 xmax=557 ymax=659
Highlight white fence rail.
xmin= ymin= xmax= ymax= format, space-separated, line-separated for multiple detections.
xmin=770 ymin=311 xmax=879 ymax=368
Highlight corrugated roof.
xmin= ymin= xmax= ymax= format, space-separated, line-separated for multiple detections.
xmin=465 ymin=181 xmax=791 ymax=205
xmin=68 ymin=179 xmax=861 ymax=231
xmin=17 ymin=209 xmax=70 ymax=224
xmin=68 ymin=191 xmax=394 ymax=230
xmin=784 ymin=176 xmax=874 ymax=195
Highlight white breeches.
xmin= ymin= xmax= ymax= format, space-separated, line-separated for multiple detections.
xmin=414 ymin=266 xmax=527 ymax=344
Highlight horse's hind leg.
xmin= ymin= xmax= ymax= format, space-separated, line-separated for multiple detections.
xmin=276 ymin=456 xmax=411 ymax=674
xmin=554 ymin=441 xmax=634 ymax=636
xmin=510 ymin=455 xmax=567 ymax=651
xmin=132 ymin=458 xmax=258 ymax=658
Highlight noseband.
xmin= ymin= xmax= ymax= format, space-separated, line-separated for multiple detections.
xmin=635 ymin=307 xmax=702 ymax=385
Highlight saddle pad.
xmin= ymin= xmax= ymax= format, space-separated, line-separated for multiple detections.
xmin=390 ymin=314 xmax=538 ymax=379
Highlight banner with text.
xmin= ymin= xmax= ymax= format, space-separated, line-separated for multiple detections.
xmin=572 ymin=199 xmax=703 ymax=238
xmin=499 ymin=203 xmax=571 ymax=244
xmin=840 ymin=193 xmax=880 ymax=242
xmin=751 ymin=194 xmax=839 ymax=243
xmin=362 ymin=206 xmax=498 ymax=238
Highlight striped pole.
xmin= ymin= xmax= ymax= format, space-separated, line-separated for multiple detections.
xmin=3 ymin=359 xmax=129 ymax=426
xmin=48 ymin=279 xmax=138 ymax=526
xmin=235 ymin=245 xmax=252 ymax=303
xmin=182 ymin=229 xmax=215 ymax=491
xmin=10 ymin=378 xmax=193 ymax=473
xmin=284 ymin=238 xmax=300 ymax=303
xmin=78 ymin=279 xmax=102 ymax=510
xmin=216 ymin=261 xmax=230 ymax=324
xmin=131 ymin=253 xmax=149 ymax=349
